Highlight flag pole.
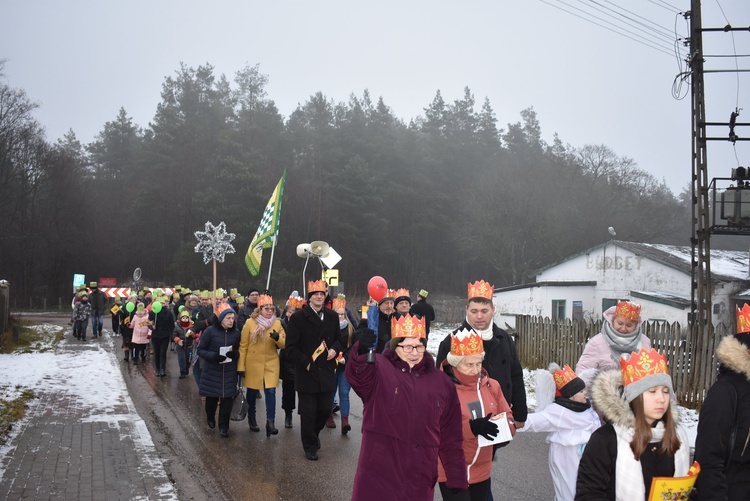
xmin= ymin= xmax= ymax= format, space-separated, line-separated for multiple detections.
xmin=265 ymin=233 xmax=278 ymax=291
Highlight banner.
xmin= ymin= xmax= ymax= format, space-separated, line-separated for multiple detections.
xmin=244 ymin=170 xmax=286 ymax=276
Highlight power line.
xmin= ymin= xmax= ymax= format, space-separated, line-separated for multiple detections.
xmin=590 ymin=0 xmax=674 ymax=42
xmin=587 ymin=0 xmax=677 ymax=43
xmin=567 ymin=0 xmax=677 ymax=49
xmin=647 ymin=0 xmax=682 ymax=15
xmin=539 ymin=0 xmax=675 ymax=57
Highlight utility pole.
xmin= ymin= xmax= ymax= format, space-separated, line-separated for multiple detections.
xmin=689 ymin=0 xmax=710 ymax=408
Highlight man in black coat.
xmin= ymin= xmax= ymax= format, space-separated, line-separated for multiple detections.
xmin=285 ymin=280 xmax=342 ymax=460
xmin=88 ymin=282 xmax=107 ymax=339
xmin=693 ymin=314 xmax=750 ymax=501
xmin=410 ymin=289 xmax=436 ymax=338
xmin=436 ymin=280 xmax=527 ymax=427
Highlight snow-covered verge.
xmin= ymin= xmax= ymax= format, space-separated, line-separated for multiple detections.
xmin=0 ymin=323 xmax=177 ymax=498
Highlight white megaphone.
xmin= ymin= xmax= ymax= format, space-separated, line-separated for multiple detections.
xmin=296 ymin=243 xmax=312 ymax=258
xmin=310 ymin=240 xmax=330 ymax=257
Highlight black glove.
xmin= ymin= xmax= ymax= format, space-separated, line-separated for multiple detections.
xmin=357 ymin=329 xmax=377 ymax=355
xmin=269 ymin=330 xmax=280 ymax=341
xmin=469 ymin=414 xmax=498 ymax=440
xmin=237 ymin=370 xmax=244 ymax=376
xmin=215 ymin=354 xmax=227 ymax=363
xmin=446 ymin=488 xmax=470 ymax=501
xmin=224 ymin=350 xmax=236 ymax=360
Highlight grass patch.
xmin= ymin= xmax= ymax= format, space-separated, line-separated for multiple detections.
xmin=0 ymin=319 xmax=64 ymax=354
xmin=0 ymin=387 xmax=35 ymax=446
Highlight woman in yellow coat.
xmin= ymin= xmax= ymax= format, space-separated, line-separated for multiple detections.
xmin=238 ymin=294 xmax=286 ymax=437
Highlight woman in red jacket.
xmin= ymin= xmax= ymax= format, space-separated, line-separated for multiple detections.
xmin=438 ymin=328 xmax=516 ymax=500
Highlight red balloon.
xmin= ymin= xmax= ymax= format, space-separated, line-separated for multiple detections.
xmin=367 ymin=276 xmax=388 ymax=302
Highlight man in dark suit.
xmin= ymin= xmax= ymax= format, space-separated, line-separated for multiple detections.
xmin=285 ymin=280 xmax=342 ymax=460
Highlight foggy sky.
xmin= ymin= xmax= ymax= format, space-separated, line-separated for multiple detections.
xmin=2 ymin=0 xmax=748 ymax=194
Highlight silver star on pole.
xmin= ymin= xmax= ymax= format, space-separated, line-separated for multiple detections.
xmin=194 ymin=221 xmax=236 ymax=264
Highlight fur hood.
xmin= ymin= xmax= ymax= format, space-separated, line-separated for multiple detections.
xmin=716 ymin=335 xmax=750 ymax=381
xmin=590 ymin=369 xmax=679 ymax=428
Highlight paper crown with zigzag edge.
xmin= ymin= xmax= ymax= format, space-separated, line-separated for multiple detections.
xmin=307 ymin=280 xmax=327 ymax=295
xmin=620 ymin=347 xmax=669 ymax=387
xmin=390 ymin=314 xmax=426 ymax=339
xmin=467 ymin=280 xmax=494 ymax=301
xmin=257 ymin=294 xmax=274 ymax=308
xmin=214 ymin=301 xmax=232 ymax=317
xmin=552 ymin=365 xmax=579 ymax=392
xmin=737 ymin=303 xmax=750 ymax=334
xmin=287 ymin=296 xmax=305 ymax=309
xmin=615 ymin=301 xmax=641 ymax=321
xmin=392 ymin=288 xmax=410 ymax=301
xmin=332 ymin=295 xmax=346 ymax=311
xmin=450 ymin=328 xmax=484 ymax=357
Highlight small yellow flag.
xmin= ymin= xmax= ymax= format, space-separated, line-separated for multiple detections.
xmin=311 ymin=340 xmax=327 ymax=362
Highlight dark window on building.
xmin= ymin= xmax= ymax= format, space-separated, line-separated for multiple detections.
xmin=552 ymin=300 xmax=566 ymax=320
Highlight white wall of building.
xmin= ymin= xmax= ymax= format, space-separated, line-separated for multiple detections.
xmin=494 ymin=242 xmax=746 ymax=326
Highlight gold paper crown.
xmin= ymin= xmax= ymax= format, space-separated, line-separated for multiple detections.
xmin=214 ymin=301 xmax=232 ymax=317
xmin=384 ymin=289 xmax=397 ymax=300
xmin=390 ymin=314 xmax=426 ymax=339
xmin=332 ymin=295 xmax=346 ymax=311
xmin=552 ymin=365 xmax=579 ymax=391
xmin=288 ymin=296 xmax=305 ymax=309
xmin=393 ymin=288 xmax=410 ymax=300
xmin=737 ymin=303 xmax=750 ymax=334
xmin=467 ymin=280 xmax=494 ymax=301
xmin=308 ymin=280 xmax=327 ymax=294
xmin=257 ymin=294 xmax=274 ymax=307
xmin=620 ymin=347 xmax=669 ymax=387
xmin=615 ymin=301 xmax=641 ymax=321
xmin=450 ymin=328 xmax=484 ymax=357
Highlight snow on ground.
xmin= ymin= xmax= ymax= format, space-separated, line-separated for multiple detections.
xmin=0 ymin=323 xmax=177 ymax=497
xmin=428 ymin=324 xmax=699 ymax=449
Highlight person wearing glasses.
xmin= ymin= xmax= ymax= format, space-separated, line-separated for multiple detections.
xmin=346 ymin=313 xmax=469 ymax=500
xmin=237 ymin=293 xmax=286 ymax=437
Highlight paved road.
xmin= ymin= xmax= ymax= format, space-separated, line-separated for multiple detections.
xmin=12 ymin=314 xmax=555 ymax=500
xmin=118 ymin=336 xmax=555 ymax=500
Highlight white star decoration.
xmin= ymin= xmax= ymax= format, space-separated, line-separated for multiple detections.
xmin=194 ymin=221 xmax=236 ymax=264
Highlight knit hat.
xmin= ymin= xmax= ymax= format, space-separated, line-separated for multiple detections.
xmin=549 ymin=363 xmax=586 ymax=399
xmin=447 ymin=328 xmax=484 ymax=367
xmin=246 ymin=286 xmax=260 ymax=297
xmin=620 ymin=348 xmax=673 ymax=403
xmin=393 ymin=288 xmax=411 ymax=307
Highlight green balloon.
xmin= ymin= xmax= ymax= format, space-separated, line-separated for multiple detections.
xmin=152 ymin=301 xmax=162 ymax=313
xmin=178 ymin=305 xmax=185 ymax=313
xmin=126 ymin=302 xmax=135 ymax=313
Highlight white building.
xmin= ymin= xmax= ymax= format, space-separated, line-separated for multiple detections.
xmin=493 ymin=240 xmax=750 ymax=328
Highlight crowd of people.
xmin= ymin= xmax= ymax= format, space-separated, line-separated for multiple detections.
xmin=68 ymin=279 xmax=749 ymax=501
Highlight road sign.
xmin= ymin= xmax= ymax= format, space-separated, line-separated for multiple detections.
xmin=73 ymin=274 xmax=85 ymax=290
xmin=322 ymin=269 xmax=339 ymax=287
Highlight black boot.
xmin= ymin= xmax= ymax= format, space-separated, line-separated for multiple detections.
xmin=284 ymin=412 xmax=293 ymax=429
xmin=248 ymin=415 xmax=260 ymax=432
xmin=266 ymin=420 xmax=278 ymax=437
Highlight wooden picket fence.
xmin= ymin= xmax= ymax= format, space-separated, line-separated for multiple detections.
xmin=514 ymin=315 xmax=731 ymax=409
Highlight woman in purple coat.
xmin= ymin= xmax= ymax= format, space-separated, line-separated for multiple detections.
xmin=346 ymin=314 xmax=469 ymax=501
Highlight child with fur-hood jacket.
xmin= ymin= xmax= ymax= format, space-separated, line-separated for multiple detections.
xmin=575 ymin=348 xmax=690 ymax=500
